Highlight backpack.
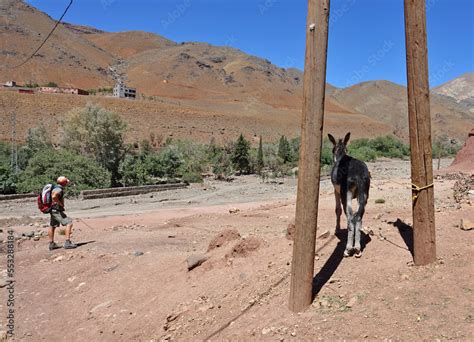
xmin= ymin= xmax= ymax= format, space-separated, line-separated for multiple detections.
xmin=37 ymin=184 xmax=56 ymax=214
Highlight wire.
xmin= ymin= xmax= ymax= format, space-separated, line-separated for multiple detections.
xmin=12 ymin=0 xmax=73 ymax=69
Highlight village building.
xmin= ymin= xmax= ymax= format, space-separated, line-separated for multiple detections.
xmin=39 ymin=87 xmax=89 ymax=95
xmin=113 ymin=80 xmax=136 ymax=99
xmin=4 ymin=81 xmax=17 ymax=87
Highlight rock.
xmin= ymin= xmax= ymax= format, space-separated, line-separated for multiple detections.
xmin=186 ymin=254 xmax=208 ymax=271
xmin=133 ymin=251 xmax=144 ymax=257
xmin=346 ymin=296 xmax=358 ymax=308
xmin=229 ymin=208 xmax=240 ymax=214
xmin=460 ymin=218 xmax=474 ymax=231
xmin=90 ymin=300 xmax=113 ymax=313
xmin=53 ymin=256 xmax=64 ymax=262
xmin=33 ymin=235 xmax=40 ymax=241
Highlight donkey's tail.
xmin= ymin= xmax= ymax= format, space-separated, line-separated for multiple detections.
xmin=354 ymin=177 xmax=370 ymax=221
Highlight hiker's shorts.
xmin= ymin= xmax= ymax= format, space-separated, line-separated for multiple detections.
xmin=50 ymin=210 xmax=72 ymax=228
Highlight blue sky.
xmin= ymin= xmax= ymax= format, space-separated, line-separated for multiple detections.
xmin=27 ymin=0 xmax=473 ymax=88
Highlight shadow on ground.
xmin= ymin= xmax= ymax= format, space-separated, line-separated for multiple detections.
xmin=391 ymin=218 xmax=414 ymax=256
xmin=76 ymin=240 xmax=96 ymax=248
xmin=312 ymin=229 xmax=371 ymax=299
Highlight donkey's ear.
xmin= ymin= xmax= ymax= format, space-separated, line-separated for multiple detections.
xmin=343 ymin=132 xmax=351 ymax=145
xmin=328 ymin=134 xmax=337 ymax=145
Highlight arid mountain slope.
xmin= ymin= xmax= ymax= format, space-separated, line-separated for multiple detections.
xmin=0 ymin=0 xmax=471 ymax=145
xmin=433 ymin=72 xmax=474 ymax=113
xmin=331 ymin=80 xmax=474 ymax=141
xmin=0 ymin=0 xmax=114 ymax=89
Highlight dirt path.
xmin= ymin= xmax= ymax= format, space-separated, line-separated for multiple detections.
xmin=1 ymin=159 xmax=473 ymax=341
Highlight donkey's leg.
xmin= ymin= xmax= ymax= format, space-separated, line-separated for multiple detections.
xmin=353 ymin=193 xmax=367 ymax=258
xmin=334 ymin=187 xmax=342 ymax=234
xmin=353 ymin=218 xmax=362 ymax=257
xmin=344 ymin=191 xmax=354 ymax=257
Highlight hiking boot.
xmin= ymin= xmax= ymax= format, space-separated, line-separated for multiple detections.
xmin=64 ymin=240 xmax=78 ymax=249
xmin=49 ymin=242 xmax=61 ymax=251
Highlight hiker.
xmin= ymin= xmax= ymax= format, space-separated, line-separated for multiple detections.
xmin=48 ymin=176 xmax=77 ymax=251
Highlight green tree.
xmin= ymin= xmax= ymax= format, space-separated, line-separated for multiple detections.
xmin=256 ymin=135 xmax=264 ymax=174
xmin=61 ymin=104 xmax=126 ymax=185
xmin=158 ymin=144 xmax=184 ymax=178
xmin=45 ymin=81 xmax=58 ymax=87
xmin=17 ymin=149 xmax=111 ymax=196
xmin=278 ymin=135 xmax=292 ymax=163
xmin=231 ymin=134 xmax=250 ymax=175
xmin=18 ymin=125 xmax=53 ymax=170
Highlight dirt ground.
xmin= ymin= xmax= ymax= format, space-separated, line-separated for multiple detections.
xmin=0 ymin=159 xmax=473 ymax=341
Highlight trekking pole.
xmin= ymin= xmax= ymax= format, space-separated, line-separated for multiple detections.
xmin=77 ymin=217 xmax=94 ymax=231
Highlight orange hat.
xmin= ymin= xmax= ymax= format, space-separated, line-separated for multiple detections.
xmin=57 ymin=176 xmax=70 ymax=186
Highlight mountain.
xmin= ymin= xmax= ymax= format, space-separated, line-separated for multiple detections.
xmin=433 ymin=72 xmax=474 ymax=113
xmin=0 ymin=0 xmax=114 ymax=89
xmin=331 ymin=80 xmax=474 ymax=141
xmin=0 ymin=0 xmax=471 ymax=145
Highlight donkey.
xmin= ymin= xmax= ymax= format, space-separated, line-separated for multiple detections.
xmin=328 ymin=132 xmax=370 ymax=258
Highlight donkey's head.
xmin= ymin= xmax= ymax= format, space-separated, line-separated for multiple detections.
xmin=328 ymin=132 xmax=351 ymax=162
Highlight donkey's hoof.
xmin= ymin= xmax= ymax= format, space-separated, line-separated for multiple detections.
xmin=354 ymin=249 xmax=362 ymax=258
xmin=343 ymin=249 xmax=352 ymax=257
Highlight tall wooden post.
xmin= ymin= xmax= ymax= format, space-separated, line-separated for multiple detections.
xmin=404 ymin=0 xmax=436 ymax=265
xmin=289 ymin=0 xmax=330 ymax=312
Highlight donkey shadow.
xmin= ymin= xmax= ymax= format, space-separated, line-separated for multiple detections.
xmin=391 ymin=218 xmax=414 ymax=256
xmin=312 ymin=229 xmax=371 ymax=299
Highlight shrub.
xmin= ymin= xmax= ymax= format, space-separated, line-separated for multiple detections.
xmin=345 ymin=135 xmax=410 ymax=161
xmin=16 ymin=149 xmax=111 ymax=196
xmin=348 ymin=146 xmax=378 ymax=162
xmin=368 ymin=135 xmax=409 ymax=158
xmin=182 ymin=171 xmax=203 ymax=184
xmin=119 ymin=154 xmax=151 ymax=186
xmin=44 ymin=82 xmax=58 ymax=87
xmin=0 ymin=162 xmax=17 ymax=194
xmin=432 ymin=135 xmax=461 ymax=158
xmin=158 ymin=144 xmax=184 ymax=178
xmin=212 ymin=148 xmax=234 ymax=179
xmin=321 ymin=137 xmax=333 ymax=166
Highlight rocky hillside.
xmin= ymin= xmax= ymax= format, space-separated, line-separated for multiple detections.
xmin=331 ymin=80 xmax=474 ymax=141
xmin=433 ymin=72 xmax=474 ymax=113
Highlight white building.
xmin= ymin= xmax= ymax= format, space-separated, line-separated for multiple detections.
xmin=4 ymin=81 xmax=16 ymax=87
xmin=113 ymin=81 xmax=136 ymax=99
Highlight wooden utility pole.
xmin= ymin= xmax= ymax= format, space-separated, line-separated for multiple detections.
xmin=289 ymin=0 xmax=330 ymax=312
xmin=404 ymin=0 xmax=436 ymax=265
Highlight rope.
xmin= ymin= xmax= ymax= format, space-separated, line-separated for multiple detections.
xmin=411 ymin=182 xmax=434 ymax=201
